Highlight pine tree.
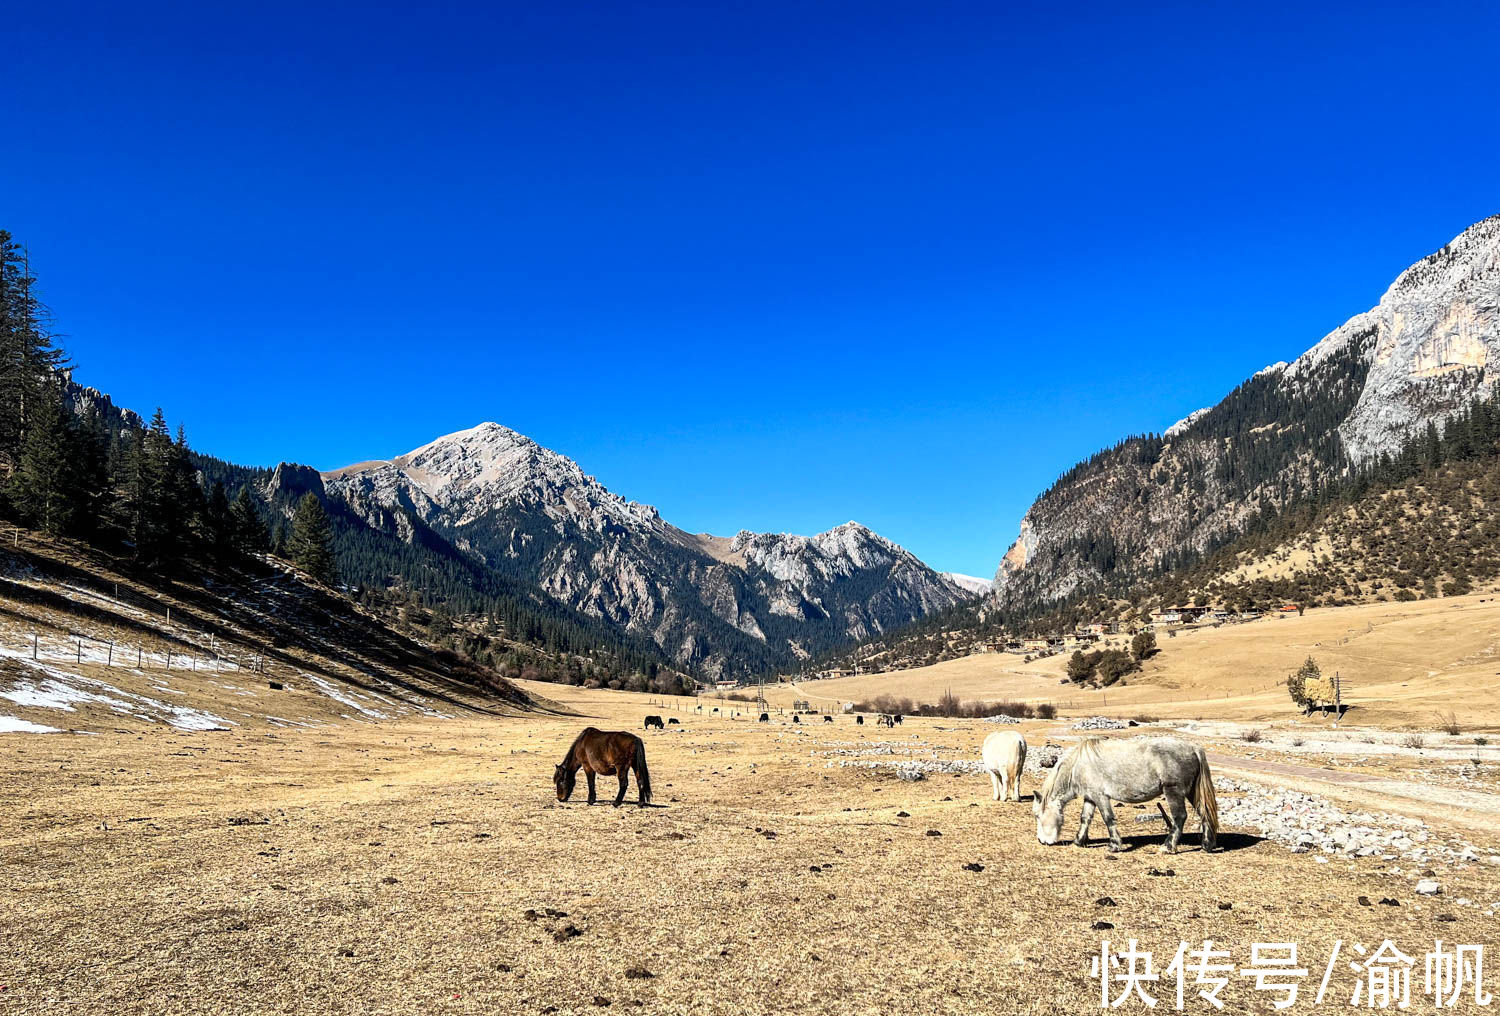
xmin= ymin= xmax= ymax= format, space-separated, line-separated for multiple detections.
xmin=204 ymin=481 xmax=236 ymax=564
xmin=0 ymin=232 xmax=65 ymax=462
xmin=289 ymin=492 xmax=337 ymax=585
xmin=8 ymin=383 xmax=75 ymax=534
xmin=230 ymin=486 xmax=268 ymax=555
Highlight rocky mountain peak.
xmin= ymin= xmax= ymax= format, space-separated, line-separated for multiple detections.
xmin=316 ymin=424 xmax=966 ymax=676
xmin=993 ymin=213 xmax=1500 ymax=605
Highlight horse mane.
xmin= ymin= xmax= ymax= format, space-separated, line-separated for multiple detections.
xmin=560 ymin=727 xmax=600 ymax=766
xmin=1043 ymin=738 xmax=1104 ymax=803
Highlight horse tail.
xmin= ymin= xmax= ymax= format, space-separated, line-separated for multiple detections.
xmin=1192 ymin=748 xmax=1219 ymax=850
xmin=633 ymin=736 xmax=652 ymax=806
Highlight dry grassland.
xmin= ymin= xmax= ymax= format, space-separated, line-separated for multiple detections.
xmin=769 ymin=593 xmax=1500 ymax=730
xmin=3 ymin=683 xmax=1497 ymax=1015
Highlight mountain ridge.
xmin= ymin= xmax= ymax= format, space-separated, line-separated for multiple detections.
xmin=318 ymin=422 xmax=970 ymax=678
xmin=991 ymin=213 xmax=1500 ymax=610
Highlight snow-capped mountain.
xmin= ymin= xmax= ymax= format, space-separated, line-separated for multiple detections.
xmin=995 ymin=214 xmax=1500 ymax=606
xmin=941 ymin=572 xmax=994 ymax=597
xmin=320 ymin=424 xmax=969 ymax=677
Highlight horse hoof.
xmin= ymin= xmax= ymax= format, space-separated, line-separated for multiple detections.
xmin=1108 ymin=844 xmax=1125 ymax=853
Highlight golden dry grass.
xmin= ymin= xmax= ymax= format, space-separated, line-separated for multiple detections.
xmin=768 ymin=593 xmax=1500 ymax=729
xmin=4 ymin=683 xmax=1497 ymax=1015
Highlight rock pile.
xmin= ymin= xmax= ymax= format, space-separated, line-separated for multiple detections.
xmin=1073 ymin=717 xmax=1127 ymax=730
xmin=1215 ymin=777 xmax=1497 ymax=868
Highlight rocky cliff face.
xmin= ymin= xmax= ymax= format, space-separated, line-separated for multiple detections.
xmin=994 ymin=214 xmax=1500 ymax=609
xmin=321 ymin=423 xmax=969 ymax=677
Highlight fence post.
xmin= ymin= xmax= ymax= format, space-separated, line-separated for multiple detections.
xmin=77 ymin=640 xmax=81 ymax=664
xmin=137 ymin=647 xmax=142 ymax=668
xmin=108 ymin=642 xmax=113 ymax=667
xmin=33 ymin=632 xmax=38 ymax=660
xmin=166 ymin=650 xmax=171 ymax=670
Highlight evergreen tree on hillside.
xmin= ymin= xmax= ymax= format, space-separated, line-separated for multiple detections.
xmin=204 ymin=481 xmax=235 ymax=564
xmin=231 ymin=486 xmax=268 ymax=555
xmin=0 ymin=232 xmax=65 ymax=460
xmin=9 ymin=384 xmax=75 ymax=534
xmin=289 ymin=492 xmax=337 ymax=584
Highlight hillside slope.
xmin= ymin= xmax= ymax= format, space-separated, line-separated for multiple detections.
xmin=995 ymin=214 xmax=1500 ymax=609
xmin=0 ymin=528 xmax=537 ymax=735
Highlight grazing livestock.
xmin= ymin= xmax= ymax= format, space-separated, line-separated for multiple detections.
xmin=792 ymin=715 xmax=800 ymax=724
xmin=554 ymin=728 xmax=653 ymax=808
xmin=644 ymin=715 xmax=665 ymax=730
xmin=981 ymin=730 xmax=1027 ymax=802
xmin=856 ymin=716 xmax=864 ymax=725
xmin=1034 ymin=736 xmax=1218 ymax=854
xmin=893 ymin=714 xmax=903 ymax=725
xmin=823 ymin=715 xmax=833 ymax=724
xmin=668 ymin=718 xmax=680 ymax=725
xmin=878 ymin=714 xmax=895 ymax=728
xmin=759 ymin=713 xmax=769 ymax=722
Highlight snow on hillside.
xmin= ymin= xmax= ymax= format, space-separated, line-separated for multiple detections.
xmin=941 ymin=572 xmax=993 ymax=596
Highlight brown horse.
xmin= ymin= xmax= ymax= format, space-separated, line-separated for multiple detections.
xmin=554 ymin=727 xmax=653 ymax=808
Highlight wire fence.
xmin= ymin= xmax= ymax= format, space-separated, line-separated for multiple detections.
xmin=6 ymin=628 xmax=274 ymax=676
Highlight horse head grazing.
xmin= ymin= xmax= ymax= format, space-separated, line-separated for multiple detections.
xmin=554 ymin=763 xmax=576 ymax=801
xmin=1033 ymin=752 xmax=1070 ymax=845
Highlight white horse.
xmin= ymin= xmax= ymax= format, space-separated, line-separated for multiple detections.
xmin=981 ymin=730 xmax=1027 ymax=802
xmin=1033 ymin=736 xmax=1219 ymax=853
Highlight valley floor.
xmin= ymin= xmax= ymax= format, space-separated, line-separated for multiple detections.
xmin=775 ymin=592 xmax=1500 ymax=730
xmin=4 ymin=684 xmax=1499 ymax=1015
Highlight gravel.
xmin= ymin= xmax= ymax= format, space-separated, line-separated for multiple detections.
xmin=1215 ymin=777 xmax=1496 ymax=868
xmin=1073 ymin=717 xmax=1128 ymax=730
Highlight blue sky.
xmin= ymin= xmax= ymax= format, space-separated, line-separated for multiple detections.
xmin=8 ymin=1 xmax=1500 ymax=576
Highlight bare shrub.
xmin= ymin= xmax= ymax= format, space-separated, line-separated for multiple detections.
xmin=1476 ymin=736 xmax=1491 ymax=747
xmin=1241 ymin=728 xmax=1264 ymax=744
xmin=1401 ymin=733 xmax=1427 ymax=750
xmin=1435 ymin=710 xmax=1461 ymax=736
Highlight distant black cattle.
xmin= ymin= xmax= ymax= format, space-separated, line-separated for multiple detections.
xmin=856 ymin=715 xmax=864 ymax=725
xmin=712 ymin=707 xmax=719 ymax=714
xmin=792 ymin=715 xmax=800 ymax=724
xmin=668 ymin=718 xmax=680 ymax=724
xmin=644 ymin=715 xmax=664 ymax=730
xmin=823 ymin=715 xmax=833 ymax=723
xmin=759 ymin=712 xmax=769 ymax=722
xmin=894 ymin=714 xmax=903 ymax=725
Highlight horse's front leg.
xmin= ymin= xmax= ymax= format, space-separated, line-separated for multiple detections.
xmin=613 ymin=769 xmax=629 ymax=807
xmin=1074 ymin=800 xmax=1096 ymax=846
xmin=1097 ymin=799 xmax=1124 ymax=851
xmin=1162 ymin=792 xmax=1188 ymax=854
xmin=585 ymin=770 xmax=597 ymax=805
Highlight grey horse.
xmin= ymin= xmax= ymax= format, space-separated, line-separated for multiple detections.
xmin=1034 ymin=736 xmax=1219 ymax=853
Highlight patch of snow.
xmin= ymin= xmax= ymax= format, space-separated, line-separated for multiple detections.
xmin=304 ymin=674 xmax=390 ymax=719
xmin=942 ymin=572 xmax=993 ymax=596
xmin=1164 ymin=408 xmax=1210 ymax=438
xmin=0 ymin=715 xmax=61 ymax=733
xmin=0 ymin=649 xmax=232 ymax=730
